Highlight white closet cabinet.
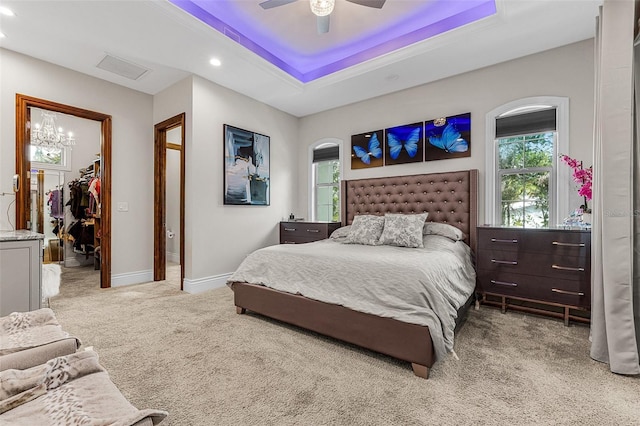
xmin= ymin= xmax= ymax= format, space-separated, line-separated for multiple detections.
xmin=0 ymin=231 xmax=43 ymax=316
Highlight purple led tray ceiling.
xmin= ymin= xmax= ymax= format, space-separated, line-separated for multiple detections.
xmin=170 ymin=0 xmax=497 ymax=83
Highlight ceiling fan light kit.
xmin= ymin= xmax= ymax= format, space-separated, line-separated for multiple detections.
xmin=309 ymin=0 xmax=335 ymax=17
xmin=259 ymin=0 xmax=386 ymax=34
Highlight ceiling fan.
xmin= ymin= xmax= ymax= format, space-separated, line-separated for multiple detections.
xmin=259 ymin=0 xmax=386 ymax=34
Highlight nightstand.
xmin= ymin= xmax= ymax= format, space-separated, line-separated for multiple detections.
xmin=476 ymin=226 xmax=591 ymax=326
xmin=279 ymin=221 xmax=341 ymax=244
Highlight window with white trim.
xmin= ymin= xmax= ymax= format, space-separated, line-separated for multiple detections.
xmin=30 ymin=145 xmax=71 ymax=171
xmin=486 ymin=97 xmax=569 ymax=227
xmin=312 ymin=144 xmax=340 ymax=222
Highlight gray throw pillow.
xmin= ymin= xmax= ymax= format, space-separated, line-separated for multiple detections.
xmin=379 ymin=213 xmax=429 ymax=248
xmin=344 ymin=215 xmax=385 ymax=245
xmin=423 ymin=222 xmax=465 ymax=241
xmin=330 ymin=225 xmax=351 ymax=241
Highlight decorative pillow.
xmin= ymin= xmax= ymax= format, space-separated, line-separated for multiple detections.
xmin=329 ymin=225 xmax=351 ymax=241
xmin=378 ymin=213 xmax=429 ymax=248
xmin=344 ymin=215 xmax=385 ymax=245
xmin=423 ymin=222 xmax=465 ymax=241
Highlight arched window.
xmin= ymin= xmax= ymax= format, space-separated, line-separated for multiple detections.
xmin=309 ymin=139 xmax=342 ymax=222
xmin=485 ymin=97 xmax=569 ymax=227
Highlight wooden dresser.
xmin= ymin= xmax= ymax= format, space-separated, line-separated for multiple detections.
xmin=279 ymin=221 xmax=341 ymax=244
xmin=477 ymin=226 xmax=591 ymax=325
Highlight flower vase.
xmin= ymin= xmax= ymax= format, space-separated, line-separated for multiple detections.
xmin=581 ymin=212 xmax=592 ymax=225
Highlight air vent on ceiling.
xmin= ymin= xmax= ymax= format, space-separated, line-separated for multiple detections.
xmin=96 ymin=54 xmax=149 ymax=80
xmin=224 ymin=27 xmax=240 ymax=43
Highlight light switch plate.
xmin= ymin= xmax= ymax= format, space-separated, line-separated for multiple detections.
xmin=117 ymin=202 xmax=129 ymax=212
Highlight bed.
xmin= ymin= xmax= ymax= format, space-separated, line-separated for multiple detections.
xmin=229 ymin=170 xmax=478 ymax=379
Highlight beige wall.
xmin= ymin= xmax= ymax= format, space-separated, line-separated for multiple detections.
xmin=1 ymin=39 xmax=595 ymax=289
xmin=187 ymin=76 xmax=298 ymax=288
xmin=1 ymin=51 xmax=299 ymax=291
xmin=153 ymin=77 xmax=192 ymax=277
xmin=0 ymin=48 xmax=154 ymax=282
xmin=298 ymin=40 xmax=595 ymax=224
xmin=153 ymin=76 xmax=300 ymax=291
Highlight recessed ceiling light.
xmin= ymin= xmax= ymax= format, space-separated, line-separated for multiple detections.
xmin=209 ymin=58 xmax=222 ymax=67
xmin=0 ymin=6 xmax=15 ymax=16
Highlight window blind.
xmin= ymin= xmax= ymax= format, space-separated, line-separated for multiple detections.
xmin=496 ymin=108 xmax=556 ymax=138
xmin=313 ymin=145 xmax=339 ymax=163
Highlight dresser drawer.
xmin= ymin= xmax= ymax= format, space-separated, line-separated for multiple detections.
xmin=478 ymin=270 xmax=589 ymax=308
xmin=280 ymin=235 xmax=321 ymax=244
xmin=476 ymin=249 xmax=519 ymax=270
xmin=279 ymin=222 xmax=340 ymax=244
xmin=477 ymin=228 xmax=522 ymax=252
xmin=478 ymin=251 xmax=589 ymax=281
xmin=522 ymin=231 xmax=590 ymax=257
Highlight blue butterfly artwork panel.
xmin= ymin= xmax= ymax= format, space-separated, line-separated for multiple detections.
xmin=424 ymin=113 xmax=471 ymax=161
xmin=384 ymin=122 xmax=423 ymax=166
xmin=351 ymin=130 xmax=384 ymax=169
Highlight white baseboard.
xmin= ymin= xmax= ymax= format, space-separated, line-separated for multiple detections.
xmin=111 ymin=270 xmax=154 ymax=288
xmin=183 ymin=273 xmax=231 ymax=294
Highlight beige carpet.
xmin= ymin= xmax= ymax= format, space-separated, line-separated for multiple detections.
xmin=49 ymin=266 xmax=640 ymax=425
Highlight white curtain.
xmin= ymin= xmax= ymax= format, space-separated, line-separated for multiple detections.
xmin=635 ymin=5 xmax=640 ymax=367
xmin=590 ymin=1 xmax=640 ymax=375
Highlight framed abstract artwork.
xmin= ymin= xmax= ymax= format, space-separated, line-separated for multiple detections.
xmin=384 ymin=122 xmax=423 ymax=166
xmin=424 ymin=113 xmax=471 ymax=161
xmin=223 ymin=124 xmax=270 ymax=205
xmin=351 ymin=130 xmax=383 ymax=169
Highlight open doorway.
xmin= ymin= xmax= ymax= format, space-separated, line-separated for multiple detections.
xmin=15 ymin=94 xmax=112 ymax=288
xmin=154 ymin=113 xmax=185 ymax=290
xmin=28 ymin=108 xmax=101 ymax=271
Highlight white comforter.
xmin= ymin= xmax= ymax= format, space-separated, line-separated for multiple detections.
xmin=228 ymin=235 xmax=476 ymax=360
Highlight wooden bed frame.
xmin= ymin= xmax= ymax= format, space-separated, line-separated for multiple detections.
xmin=231 ymin=170 xmax=478 ymax=379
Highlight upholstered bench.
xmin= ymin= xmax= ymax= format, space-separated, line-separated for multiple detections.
xmin=0 ymin=308 xmax=80 ymax=371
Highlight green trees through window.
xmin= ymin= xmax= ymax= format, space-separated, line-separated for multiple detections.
xmin=497 ymin=132 xmax=554 ymax=228
xmin=30 ymin=146 xmax=63 ymax=165
xmin=315 ymin=159 xmax=340 ymax=222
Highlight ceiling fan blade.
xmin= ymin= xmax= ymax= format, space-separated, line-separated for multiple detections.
xmin=259 ymin=0 xmax=298 ymax=10
xmin=317 ymin=15 xmax=330 ymax=34
xmin=345 ymin=0 xmax=386 ymax=8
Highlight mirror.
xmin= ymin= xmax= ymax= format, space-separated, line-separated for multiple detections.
xmin=17 ymin=94 xmax=112 ymax=288
xmin=166 ymin=125 xmax=182 ymax=287
xmin=28 ymin=107 xmax=101 ymax=270
xmin=29 ymin=169 xmax=65 ymax=263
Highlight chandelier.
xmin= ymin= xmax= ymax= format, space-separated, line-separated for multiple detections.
xmin=30 ymin=111 xmax=76 ymax=148
xmin=310 ymin=0 xmax=334 ymax=16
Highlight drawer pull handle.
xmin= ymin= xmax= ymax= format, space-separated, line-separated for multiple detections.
xmin=491 ymin=238 xmax=518 ymax=243
xmin=490 ymin=279 xmax=518 ymax=287
xmin=284 ymin=241 xmax=297 ymax=244
xmin=552 ymin=241 xmax=585 ymax=247
xmin=552 ymin=264 xmax=585 ymax=272
xmin=551 ymin=288 xmax=585 ymax=296
xmin=491 ymin=259 xmax=518 ymax=265
xmin=284 ymin=228 xmax=297 ymax=232
xmin=306 ymin=229 xmax=320 ymax=233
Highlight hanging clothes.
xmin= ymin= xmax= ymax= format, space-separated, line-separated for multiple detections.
xmin=88 ymin=177 xmax=101 ymax=216
xmin=47 ymin=188 xmax=63 ymax=219
xmin=67 ymin=180 xmax=90 ymax=219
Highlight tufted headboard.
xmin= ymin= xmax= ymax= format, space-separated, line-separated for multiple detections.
xmin=341 ymin=170 xmax=478 ymax=253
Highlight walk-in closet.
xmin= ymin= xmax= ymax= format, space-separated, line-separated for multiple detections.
xmin=29 ymin=106 xmax=102 ymax=290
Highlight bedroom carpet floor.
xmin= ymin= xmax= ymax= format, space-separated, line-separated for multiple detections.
xmin=49 ymin=266 xmax=640 ymax=426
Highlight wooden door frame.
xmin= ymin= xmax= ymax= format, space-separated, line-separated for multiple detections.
xmin=154 ymin=113 xmax=185 ymax=289
xmin=16 ymin=94 xmax=112 ymax=288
